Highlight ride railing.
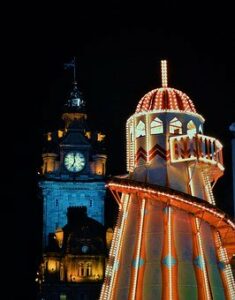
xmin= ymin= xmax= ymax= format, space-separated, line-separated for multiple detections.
xmin=169 ymin=133 xmax=224 ymax=181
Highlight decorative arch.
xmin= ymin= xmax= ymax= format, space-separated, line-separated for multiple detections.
xmin=136 ymin=120 xmax=146 ymax=138
xmin=169 ymin=117 xmax=182 ymax=134
xmin=150 ymin=117 xmax=163 ymax=134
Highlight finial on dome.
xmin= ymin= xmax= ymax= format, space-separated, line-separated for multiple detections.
xmin=161 ymin=60 xmax=168 ymax=88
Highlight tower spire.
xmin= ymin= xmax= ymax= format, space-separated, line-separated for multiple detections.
xmin=161 ymin=60 xmax=168 ymax=88
xmin=64 ymin=57 xmax=85 ymax=111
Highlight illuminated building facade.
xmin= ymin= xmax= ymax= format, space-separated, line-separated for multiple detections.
xmin=37 ymin=73 xmax=108 ymax=300
xmin=100 ymin=61 xmax=235 ymax=299
xmin=229 ymin=123 xmax=235 ymax=217
xmin=229 ymin=123 xmax=235 ymax=279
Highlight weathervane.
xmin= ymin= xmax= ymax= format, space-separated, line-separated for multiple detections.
xmin=64 ymin=56 xmax=77 ymax=83
xmin=64 ymin=57 xmax=85 ymax=109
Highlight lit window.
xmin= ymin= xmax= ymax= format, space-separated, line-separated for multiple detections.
xmin=79 ymin=263 xmax=84 ymax=277
xmin=86 ymin=263 xmax=92 ymax=277
xmin=169 ymin=117 xmax=182 ymax=134
xmin=136 ymin=120 xmax=146 ymax=138
xmin=187 ymin=120 xmax=196 ymax=137
xmin=78 ymin=262 xmax=92 ymax=277
xmin=60 ymin=294 xmax=67 ymax=300
xmin=150 ymin=117 xmax=163 ymax=134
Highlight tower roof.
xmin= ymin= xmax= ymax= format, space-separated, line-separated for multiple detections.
xmin=135 ymin=60 xmax=197 ymax=114
xmin=64 ymin=81 xmax=86 ymax=112
xmin=135 ymin=87 xmax=197 ymax=113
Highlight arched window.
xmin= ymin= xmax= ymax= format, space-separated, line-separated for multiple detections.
xmin=136 ymin=120 xmax=146 ymax=138
xmin=169 ymin=117 xmax=182 ymax=134
xmin=78 ymin=263 xmax=84 ymax=277
xmin=86 ymin=263 xmax=92 ymax=277
xmin=187 ymin=120 xmax=196 ymax=137
xmin=150 ymin=117 xmax=163 ymax=134
xmin=199 ymin=124 xmax=203 ymax=134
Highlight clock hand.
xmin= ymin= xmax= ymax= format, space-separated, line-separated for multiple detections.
xmin=72 ymin=154 xmax=76 ymax=166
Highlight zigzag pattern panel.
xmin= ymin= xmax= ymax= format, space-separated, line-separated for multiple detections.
xmin=135 ymin=144 xmax=170 ymax=163
xmin=148 ymin=144 xmax=170 ymax=161
xmin=135 ymin=147 xmax=147 ymax=163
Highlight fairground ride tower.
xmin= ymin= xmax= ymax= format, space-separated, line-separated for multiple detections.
xmin=100 ymin=61 xmax=235 ymax=299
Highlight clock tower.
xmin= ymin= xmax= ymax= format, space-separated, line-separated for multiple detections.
xmin=37 ymin=70 xmax=108 ymax=299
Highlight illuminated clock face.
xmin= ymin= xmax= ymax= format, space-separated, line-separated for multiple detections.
xmin=81 ymin=245 xmax=89 ymax=253
xmin=64 ymin=151 xmax=86 ymax=172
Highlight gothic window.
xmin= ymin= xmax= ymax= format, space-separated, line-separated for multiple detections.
xmin=187 ymin=120 xmax=196 ymax=136
xmin=136 ymin=120 xmax=146 ymax=138
xmin=150 ymin=117 xmax=163 ymax=134
xmin=169 ymin=117 xmax=182 ymax=134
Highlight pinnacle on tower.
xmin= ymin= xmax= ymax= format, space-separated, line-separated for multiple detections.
xmin=64 ymin=57 xmax=86 ymax=111
xmin=161 ymin=59 xmax=168 ymax=88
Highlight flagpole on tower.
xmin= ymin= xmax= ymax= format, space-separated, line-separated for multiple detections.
xmin=64 ymin=57 xmax=77 ymax=83
xmin=73 ymin=56 xmax=76 ymax=83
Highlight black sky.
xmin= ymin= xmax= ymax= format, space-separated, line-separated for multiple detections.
xmin=2 ymin=3 xmax=235 ymax=299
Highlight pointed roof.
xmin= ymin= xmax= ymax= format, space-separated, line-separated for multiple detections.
xmin=61 ymin=121 xmax=90 ymax=146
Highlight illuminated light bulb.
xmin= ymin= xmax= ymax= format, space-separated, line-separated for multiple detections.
xmin=161 ymin=60 xmax=168 ymax=88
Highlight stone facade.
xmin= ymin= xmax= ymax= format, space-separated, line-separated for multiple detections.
xmin=39 ymin=180 xmax=106 ymax=247
xmin=37 ymin=78 xmax=108 ymax=300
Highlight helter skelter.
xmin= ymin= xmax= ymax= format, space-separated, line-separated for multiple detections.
xmin=100 ymin=61 xmax=235 ymax=299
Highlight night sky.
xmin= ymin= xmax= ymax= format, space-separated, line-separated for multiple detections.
xmin=3 ymin=4 xmax=235 ymax=299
